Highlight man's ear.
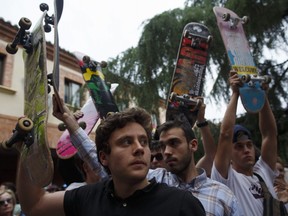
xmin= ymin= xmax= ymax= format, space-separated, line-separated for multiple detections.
xmin=99 ymin=151 xmax=108 ymax=166
xmin=189 ymin=139 xmax=198 ymax=152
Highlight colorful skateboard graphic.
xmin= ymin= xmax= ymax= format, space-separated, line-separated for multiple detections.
xmin=166 ymin=22 xmax=211 ymax=126
xmin=74 ymin=52 xmax=119 ymax=118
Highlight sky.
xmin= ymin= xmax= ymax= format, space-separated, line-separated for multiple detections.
xmin=0 ymin=0 xmax=185 ymax=60
xmin=0 ymin=0 xmax=249 ymax=121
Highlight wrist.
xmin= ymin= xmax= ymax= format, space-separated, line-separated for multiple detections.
xmin=196 ymin=119 xmax=208 ymax=128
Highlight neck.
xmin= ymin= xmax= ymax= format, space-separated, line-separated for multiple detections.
xmin=233 ymin=165 xmax=254 ymax=176
xmin=178 ymin=161 xmax=198 ymax=183
xmin=112 ymin=178 xmax=150 ymax=199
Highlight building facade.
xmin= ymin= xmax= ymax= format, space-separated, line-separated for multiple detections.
xmin=0 ymin=17 xmax=93 ymax=186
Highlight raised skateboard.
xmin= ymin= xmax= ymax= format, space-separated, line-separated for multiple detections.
xmin=213 ymin=6 xmax=270 ymax=113
xmin=166 ymin=22 xmax=211 ymax=126
xmin=46 ymin=0 xmax=64 ymax=113
xmin=74 ymin=52 xmax=119 ymax=118
xmin=4 ymin=8 xmax=54 ymax=187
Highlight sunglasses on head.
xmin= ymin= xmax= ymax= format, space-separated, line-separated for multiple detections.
xmin=151 ymin=153 xmax=163 ymax=162
xmin=0 ymin=198 xmax=12 ymax=206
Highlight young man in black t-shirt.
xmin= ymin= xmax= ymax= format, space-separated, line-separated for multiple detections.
xmin=16 ymin=96 xmax=205 ymax=216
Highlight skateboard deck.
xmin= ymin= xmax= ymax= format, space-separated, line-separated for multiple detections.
xmin=21 ymin=11 xmax=53 ymax=187
xmin=166 ymin=22 xmax=211 ymax=126
xmin=74 ymin=51 xmax=119 ymax=119
xmin=213 ymin=6 xmax=268 ymax=113
xmin=56 ymin=84 xmax=119 ymax=159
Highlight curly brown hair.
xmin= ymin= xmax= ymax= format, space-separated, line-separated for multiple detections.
xmin=95 ymin=107 xmax=152 ymax=174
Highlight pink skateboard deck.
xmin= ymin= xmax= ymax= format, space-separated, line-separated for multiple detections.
xmin=56 ymin=83 xmax=118 ymax=159
xmin=213 ymin=6 xmax=267 ymax=113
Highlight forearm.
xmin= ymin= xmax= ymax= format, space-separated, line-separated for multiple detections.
xmin=16 ymin=158 xmax=46 ymax=215
xmin=70 ymin=128 xmax=108 ymax=179
xmin=214 ymin=92 xmax=239 ymax=177
xmin=259 ymin=97 xmax=277 ymax=137
xmin=259 ymin=96 xmax=277 ymax=168
xmin=196 ymin=124 xmax=216 ymax=176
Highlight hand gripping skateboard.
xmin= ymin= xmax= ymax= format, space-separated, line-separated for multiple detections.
xmin=56 ymin=83 xmax=119 ymax=159
xmin=166 ymin=22 xmax=211 ymax=126
xmin=213 ymin=7 xmax=271 ymax=113
xmin=5 ymin=8 xmax=54 ymax=187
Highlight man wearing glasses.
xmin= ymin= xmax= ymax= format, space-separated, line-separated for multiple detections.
xmin=150 ymin=140 xmax=167 ymax=169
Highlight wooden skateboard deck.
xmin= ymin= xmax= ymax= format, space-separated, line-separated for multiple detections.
xmin=166 ymin=22 xmax=211 ymax=126
xmin=21 ymin=10 xmax=53 ymax=187
xmin=213 ymin=6 xmax=267 ymax=113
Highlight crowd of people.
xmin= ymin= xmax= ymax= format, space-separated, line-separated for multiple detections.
xmin=1 ymin=71 xmax=288 ymax=216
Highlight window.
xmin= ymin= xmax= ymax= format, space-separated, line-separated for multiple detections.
xmin=0 ymin=54 xmax=5 ymax=85
xmin=64 ymin=79 xmax=81 ymax=108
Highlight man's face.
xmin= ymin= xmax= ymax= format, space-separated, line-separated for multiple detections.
xmin=0 ymin=192 xmax=14 ymax=215
xmin=150 ymin=148 xmax=166 ymax=169
xmin=232 ymin=139 xmax=255 ymax=172
xmin=159 ymin=127 xmax=196 ymax=175
xmin=101 ymin=122 xmax=150 ymax=184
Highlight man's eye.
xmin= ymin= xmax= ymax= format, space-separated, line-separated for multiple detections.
xmin=121 ymin=139 xmax=131 ymax=145
xmin=140 ymin=139 xmax=148 ymax=146
xmin=170 ymin=139 xmax=179 ymax=147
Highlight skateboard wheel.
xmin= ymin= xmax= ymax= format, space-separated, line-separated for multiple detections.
xmin=58 ymin=123 xmax=66 ymax=131
xmin=106 ymin=112 xmax=115 ymax=117
xmin=170 ymin=92 xmax=178 ymax=101
xmin=79 ymin=122 xmax=87 ymax=130
xmin=222 ymin=13 xmax=230 ymax=21
xmin=83 ymin=56 xmax=90 ymax=63
xmin=183 ymin=30 xmax=189 ymax=38
xmin=100 ymin=61 xmax=107 ymax=68
xmin=241 ymin=74 xmax=251 ymax=83
xmin=6 ymin=43 xmax=18 ymax=54
xmin=19 ymin=17 xmax=32 ymax=30
xmin=18 ymin=117 xmax=33 ymax=132
xmin=207 ymin=35 xmax=213 ymax=44
xmin=44 ymin=24 xmax=52 ymax=33
xmin=242 ymin=16 xmax=249 ymax=24
xmin=40 ymin=3 xmax=49 ymax=12
xmin=263 ymin=75 xmax=271 ymax=84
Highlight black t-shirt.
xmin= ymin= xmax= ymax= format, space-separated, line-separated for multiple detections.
xmin=64 ymin=178 xmax=205 ymax=216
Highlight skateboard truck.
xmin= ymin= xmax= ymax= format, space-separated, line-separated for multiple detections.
xmin=241 ymin=74 xmax=271 ymax=87
xmin=170 ymin=92 xmax=202 ymax=112
xmin=1 ymin=117 xmax=34 ymax=150
xmin=82 ymin=56 xmax=107 ymax=72
xmin=6 ymin=17 xmax=32 ymax=54
xmin=222 ymin=12 xmax=249 ymax=29
xmin=184 ymin=30 xmax=212 ymax=50
xmin=40 ymin=3 xmax=54 ymax=33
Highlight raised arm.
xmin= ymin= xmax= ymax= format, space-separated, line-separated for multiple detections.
xmin=16 ymin=159 xmax=65 ymax=216
xmin=52 ymin=95 xmax=108 ymax=179
xmin=195 ymin=102 xmax=216 ymax=177
xmin=213 ymin=72 xmax=241 ymax=178
xmin=259 ymin=86 xmax=277 ymax=169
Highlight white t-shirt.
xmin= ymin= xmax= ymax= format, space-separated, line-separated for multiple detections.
xmin=211 ymin=157 xmax=278 ymax=216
